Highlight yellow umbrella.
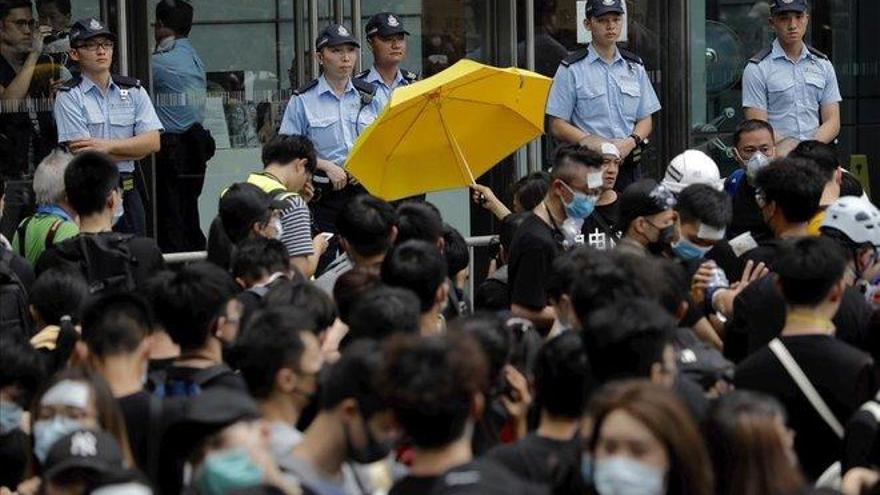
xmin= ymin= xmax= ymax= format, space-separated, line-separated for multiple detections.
xmin=346 ymin=59 xmax=552 ymax=201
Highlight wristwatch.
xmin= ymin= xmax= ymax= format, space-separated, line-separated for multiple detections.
xmin=629 ymin=133 xmax=643 ymax=146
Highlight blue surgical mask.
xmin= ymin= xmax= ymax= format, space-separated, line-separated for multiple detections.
xmin=197 ymin=447 xmax=264 ymax=495
xmin=33 ymin=416 xmax=84 ymax=464
xmin=746 ymin=152 xmax=770 ymax=181
xmin=561 ymin=183 xmax=598 ymax=220
xmin=672 ymin=237 xmax=712 ymax=262
xmin=0 ymin=400 xmax=23 ymax=435
xmin=593 ymin=456 xmax=665 ymax=495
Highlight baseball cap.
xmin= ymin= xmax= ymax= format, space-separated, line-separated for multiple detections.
xmin=69 ymin=18 xmax=116 ymax=45
xmin=219 ymin=182 xmax=286 ymax=242
xmin=365 ymin=12 xmax=410 ymax=38
xmin=43 ymin=429 xmax=125 ymax=481
xmin=316 ymin=24 xmax=360 ymax=50
xmin=661 ymin=150 xmax=723 ymax=194
xmin=165 ymin=388 xmax=261 ymax=458
xmin=587 ymin=0 xmax=625 ymax=18
xmin=770 ymin=0 xmax=808 ymax=14
xmin=618 ymin=179 xmax=677 ymax=231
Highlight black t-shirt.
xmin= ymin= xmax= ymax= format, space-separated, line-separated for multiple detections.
xmin=486 ymin=433 xmax=584 ymax=495
xmin=508 ymin=214 xmax=563 ymax=310
xmin=728 ymin=178 xmax=773 ymax=242
xmin=35 ymin=233 xmax=165 ymax=289
xmin=117 ymin=391 xmax=153 ymax=472
xmin=725 ymin=278 xmax=876 ymax=363
xmin=390 ymin=458 xmax=549 ymax=495
xmin=735 ymin=334 xmax=879 ymax=480
xmin=581 ymin=200 xmax=620 ymax=250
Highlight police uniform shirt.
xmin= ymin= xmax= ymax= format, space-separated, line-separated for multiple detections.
xmin=356 ymin=66 xmax=416 ymax=109
xmin=546 ymin=44 xmax=661 ymax=140
xmin=278 ymin=75 xmax=379 ymax=167
xmin=742 ymin=39 xmax=841 ymax=141
xmin=54 ymin=74 xmax=164 ymax=173
xmin=152 ymin=38 xmax=207 ymax=134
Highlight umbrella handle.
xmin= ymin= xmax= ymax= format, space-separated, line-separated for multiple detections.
xmin=437 ymin=101 xmax=477 ymax=187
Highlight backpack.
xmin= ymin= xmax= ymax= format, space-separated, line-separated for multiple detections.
xmin=55 ymin=234 xmax=139 ymax=295
xmin=0 ymin=248 xmax=32 ymax=340
xmin=16 ymin=215 xmax=63 ymax=258
xmin=146 ymin=364 xmax=236 ymax=399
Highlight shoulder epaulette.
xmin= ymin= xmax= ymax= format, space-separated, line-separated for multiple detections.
xmin=748 ymin=47 xmax=772 ymax=64
xmin=806 ymin=45 xmax=829 ymax=60
xmin=58 ymin=75 xmax=82 ymax=92
xmin=112 ymin=74 xmax=141 ymax=89
xmin=354 ymin=69 xmax=370 ymax=80
xmin=401 ymin=69 xmax=419 ymax=83
xmin=560 ymin=47 xmax=589 ymax=67
xmin=618 ymin=48 xmax=643 ymax=65
xmin=352 ymin=77 xmax=377 ymax=97
xmin=293 ymin=79 xmax=318 ymax=96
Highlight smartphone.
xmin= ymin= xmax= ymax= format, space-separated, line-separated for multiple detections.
xmin=320 ymin=233 xmax=335 ymax=241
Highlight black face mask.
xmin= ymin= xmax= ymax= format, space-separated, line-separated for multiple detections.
xmin=646 ymin=222 xmax=675 ymax=255
xmin=344 ymin=413 xmax=391 ymax=464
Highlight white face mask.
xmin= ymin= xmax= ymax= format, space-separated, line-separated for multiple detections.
xmin=593 ymin=456 xmax=665 ymax=495
xmin=112 ymin=192 xmax=125 ymax=226
xmin=746 ymin=152 xmax=770 ymax=181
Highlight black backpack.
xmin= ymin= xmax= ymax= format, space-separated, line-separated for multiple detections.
xmin=0 ymin=248 xmax=32 ymax=340
xmin=54 ymin=234 xmax=139 ymax=295
xmin=146 ymin=364 xmax=236 ymax=399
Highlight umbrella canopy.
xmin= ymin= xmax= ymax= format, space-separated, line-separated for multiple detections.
xmin=346 ymin=59 xmax=552 ymax=201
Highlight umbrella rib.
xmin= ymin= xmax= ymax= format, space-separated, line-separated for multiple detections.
xmin=443 ymin=95 xmax=510 ymax=109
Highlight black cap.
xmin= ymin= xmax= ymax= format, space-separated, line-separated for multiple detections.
xmin=587 ymin=0 xmax=625 ymax=18
xmin=219 ymin=182 xmax=286 ymax=242
xmin=43 ymin=429 xmax=125 ymax=481
xmin=316 ymin=24 xmax=360 ymax=50
xmin=365 ymin=12 xmax=410 ymax=38
xmin=770 ymin=0 xmax=808 ymax=14
xmin=618 ymin=179 xmax=677 ymax=231
xmin=69 ymin=17 xmax=117 ymax=45
xmin=164 ymin=389 xmax=260 ymax=457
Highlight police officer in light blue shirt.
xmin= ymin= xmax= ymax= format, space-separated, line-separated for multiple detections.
xmin=742 ymin=0 xmax=841 ymax=156
xmin=354 ymin=12 xmax=418 ymax=110
xmin=546 ymin=0 xmax=661 ymax=193
xmin=151 ymin=0 xmax=214 ymax=253
xmin=54 ymin=17 xmax=163 ymax=236
xmin=279 ymin=23 xmax=378 ymax=271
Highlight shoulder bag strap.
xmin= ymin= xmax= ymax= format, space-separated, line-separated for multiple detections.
xmin=768 ymin=338 xmax=844 ymax=438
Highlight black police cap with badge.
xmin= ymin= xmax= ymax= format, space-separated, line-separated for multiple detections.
xmin=68 ymin=17 xmax=117 ymax=46
xmin=586 ymin=0 xmax=625 ymax=18
xmin=315 ymin=23 xmax=360 ymax=50
xmin=365 ymin=12 xmax=410 ymax=38
xmin=770 ymin=0 xmax=808 ymax=15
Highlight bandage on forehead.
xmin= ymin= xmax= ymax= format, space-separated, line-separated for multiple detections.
xmin=697 ymin=223 xmax=726 ymax=241
xmin=587 ymin=171 xmax=604 ymax=189
xmin=41 ymin=380 xmax=91 ymax=410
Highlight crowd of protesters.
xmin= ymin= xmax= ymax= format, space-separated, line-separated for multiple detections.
xmin=2 ymin=0 xmax=880 ymax=494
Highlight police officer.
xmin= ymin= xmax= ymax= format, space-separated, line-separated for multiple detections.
xmin=54 ymin=18 xmax=163 ymax=236
xmin=152 ymin=0 xmax=214 ymax=252
xmin=279 ymin=23 xmax=378 ymax=271
xmin=355 ymin=12 xmax=418 ymax=110
xmin=742 ymin=0 xmax=840 ymax=157
xmin=545 ymin=0 xmax=660 ymax=193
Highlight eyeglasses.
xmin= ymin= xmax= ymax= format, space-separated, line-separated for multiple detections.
xmin=75 ymin=40 xmax=114 ymax=52
xmin=5 ymin=19 xmax=37 ymax=30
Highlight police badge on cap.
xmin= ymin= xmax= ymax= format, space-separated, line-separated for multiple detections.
xmin=770 ymin=0 xmax=808 ymax=14
xmin=315 ymin=23 xmax=360 ymax=50
xmin=69 ymin=17 xmax=117 ymax=44
xmin=365 ymin=12 xmax=410 ymax=37
xmin=586 ymin=0 xmax=625 ymax=18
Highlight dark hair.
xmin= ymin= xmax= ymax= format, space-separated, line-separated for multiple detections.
xmin=263 ymin=280 xmax=336 ymax=332
xmin=442 ymin=224 xmax=469 ymax=279
xmin=775 ymin=236 xmax=846 ymax=306
xmin=651 ymin=259 xmax=691 ymax=318
xmin=319 ymin=339 xmax=385 ymax=417
xmin=333 ymin=267 xmax=381 ymax=324
xmin=551 ymin=145 xmax=603 ymax=186
xmin=754 ymin=158 xmax=825 ymax=223
xmin=569 ymin=251 xmax=647 ymax=326
xmin=346 ymin=285 xmax=421 ymax=343
xmin=381 ymin=240 xmax=447 ymax=313
xmin=206 ymin=216 xmax=234 ymax=270
xmin=534 ymin=331 xmax=591 ymax=418
xmin=64 ymin=152 xmax=119 ymax=217
xmin=789 ymin=140 xmax=838 ymax=181
xmin=236 ymin=308 xmax=313 ymax=399
xmin=36 ymin=0 xmax=69 ymax=15
xmin=840 ymin=172 xmax=865 ymax=198
xmin=261 ymin=134 xmax=317 ymax=174
xmin=547 ymin=246 xmax=600 ymax=304
xmin=378 ymin=333 xmax=489 ymax=448
xmin=583 ymin=298 xmax=675 ymax=384
xmin=337 ymin=195 xmax=397 ymax=258
xmin=589 ymin=381 xmax=715 ymax=495
xmin=676 ymin=183 xmax=733 ymax=229
xmin=452 ymin=313 xmax=510 ymax=389
xmin=155 ymin=0 xmax=193 ymax=36
xmin=0 ymin=0 xmax=32 ymax=20
xmin=395 ymin=202 xmax=443 ymax=245
xmin=511 ymin=172 xmax=551 ymax=212
xmin=733 ymin=119 xmax=775 ymax=147
xmin=0 ymin=338 xmax=45 ymax=408
xmin=704 ymin=390 xmax=804 ymax=495
xmin=30 ymin=267 xmax=89 ymax=326
xmin=80 ymin=293 xmax=153 ymax=358
xmin=148 ymin=263 xmax=240 ymax=351
xmin=499 ymin=211 xmax=530 ymax=252
xmin=231 ymin=237 xmax=288 ymax=283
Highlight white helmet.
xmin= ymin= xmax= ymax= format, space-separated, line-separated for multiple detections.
xmin=820 ymin=196 xmax=880 ymax=248
xmin=661 ymin=150 xmax=722 ymax=194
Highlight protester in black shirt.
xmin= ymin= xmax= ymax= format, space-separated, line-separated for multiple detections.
xmin=475 ymin=211 xmax=529 ymax=312
xmin=581 ymin=143 xmax=621 ymax=251
xmin=727 ymin=119 xmax=777 ymax=242
xmin=508 ymin=145 xmax=604 ymax=331
xmin=735 ymin=236 xmax=880 ymax=481
xmin=378 ymin=332 xmax=546 ymax=495
xmin=614 ymin=178 xmax=678 ymax=258
xmin=789 ymin=140 xmax=842 ymax=229
xmin=488 ymin=331 xmax=589 ymax=495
